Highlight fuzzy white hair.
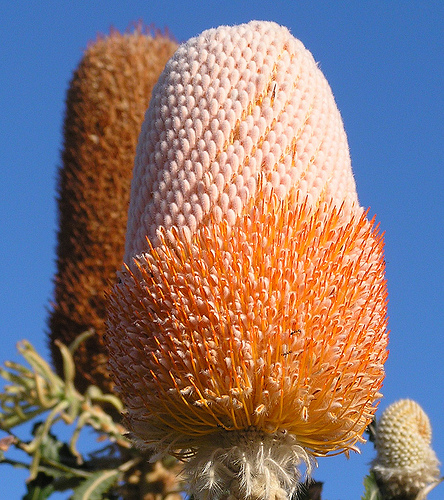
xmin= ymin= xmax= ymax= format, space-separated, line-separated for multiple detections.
xmin=184 ymin=429 xmax=315 ymax=500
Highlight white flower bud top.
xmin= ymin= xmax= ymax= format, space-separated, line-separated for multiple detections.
xmin=124 ymin=20 xmax=357 ymax=260
xmin=372 ymin=399 xmax=440 ymax=499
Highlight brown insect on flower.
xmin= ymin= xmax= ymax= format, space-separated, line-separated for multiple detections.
xmin=48 ymin=25 xmax=177 ymax=393
xmin=107 ymin=21 xmax=389 ymax=500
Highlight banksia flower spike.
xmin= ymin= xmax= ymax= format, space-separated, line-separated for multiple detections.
xmin=107 ymin=21 xmax=389 ymax=499
xmin=49 ymin=26 xmax=177 ymax=393
xmin=371 ymin=399 xmax=441 ymax=499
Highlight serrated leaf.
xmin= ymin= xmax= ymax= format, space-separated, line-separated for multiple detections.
xmin=70 ymin=469 xmax=119 ymax=500
xmin=34 ymin=461 xmax=87 ymax=481
xmin=23 ymin=472 xmax=55 ymax=500
xmin=365 ymin=418 xmax=378 ymax=445
xmin=362 ymin=472 xmax=381 ymax=500
xmin=32 ymin=423 xmax=79 ymax=470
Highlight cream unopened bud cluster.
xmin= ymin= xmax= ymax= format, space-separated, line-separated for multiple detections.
xmin=372 ymin=399 xmax=440 ymax=499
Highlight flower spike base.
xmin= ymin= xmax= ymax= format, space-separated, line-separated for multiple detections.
xmin=185 ymin=429 xmax=313 ymax=500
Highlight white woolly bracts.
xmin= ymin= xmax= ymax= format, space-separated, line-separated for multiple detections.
xmin=184 ymin=429 xmax=314 ymax=500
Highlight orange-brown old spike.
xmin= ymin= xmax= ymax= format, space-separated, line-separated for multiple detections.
xmin=49 ymin=26 xmax=177 ymax=393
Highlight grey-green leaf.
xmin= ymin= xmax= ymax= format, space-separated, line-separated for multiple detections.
xmin=361 ymin=472 xmax=381 ymax=500
xmin=70 ymin=469 xmax=119 ymax=500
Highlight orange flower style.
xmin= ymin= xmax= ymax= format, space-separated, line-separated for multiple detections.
xmin=107 ymin=21 xmax=389 ymax=500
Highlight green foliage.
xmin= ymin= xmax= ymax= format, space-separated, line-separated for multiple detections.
xmin=361 ymin=472 xmax=381 ymax=500
xmin=24 ymin=474 xmax=56 ymax=500
xmin=0 ymin=335 xmax=180 ymax=499
xmin=70 ymin=470 xmax=120 ymax=500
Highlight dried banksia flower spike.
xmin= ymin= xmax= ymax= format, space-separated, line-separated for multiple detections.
xmin=371 ymin=399 xmax=441 ymax=499
xmin=107 ymin=21 xmax=389 ymax=500
xmin=49 ymin=26 xmax=177 ymax=393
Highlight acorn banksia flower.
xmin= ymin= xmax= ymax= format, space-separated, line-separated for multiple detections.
xmin=107 ymin=21 xmax=389 ymax=499
xmin=49 ymin=27 xmax=177 ymax=393
xmin=371 ymin=399 xmax=441 ymax=499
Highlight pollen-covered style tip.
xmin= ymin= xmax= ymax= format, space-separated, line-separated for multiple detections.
xmin=107 ymin=20 xmax=389 ymax=499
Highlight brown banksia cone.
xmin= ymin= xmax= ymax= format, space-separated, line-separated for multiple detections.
xmin=49 ymin=25 xmax=178 ymax=394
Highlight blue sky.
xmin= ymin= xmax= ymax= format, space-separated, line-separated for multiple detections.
xmin=1 ymin=1 xmax=443 ymax=498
